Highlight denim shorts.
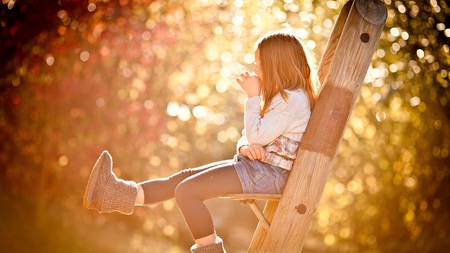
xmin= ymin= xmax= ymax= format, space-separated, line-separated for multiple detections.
xmin=233 ymin=154 xmax=290 ymax=194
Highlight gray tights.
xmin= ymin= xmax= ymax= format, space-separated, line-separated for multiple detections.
xmin=139 ymin=160 xmax=243 ymax=239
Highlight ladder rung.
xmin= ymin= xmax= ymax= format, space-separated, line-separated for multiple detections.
xmin=221 ymin=194 xmax=282 ymax=230
xmin=221 ymin=193 xmax=282 ymax=201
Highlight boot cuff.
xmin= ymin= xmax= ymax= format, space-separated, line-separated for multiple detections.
xmin=190 ymin=237 xmax=226 ymax=253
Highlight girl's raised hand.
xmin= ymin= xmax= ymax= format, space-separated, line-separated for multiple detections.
xmin=236 ymin=72 xmax=261 ymax=98
xmin=240 ymin=144 xmax=267 ymax=161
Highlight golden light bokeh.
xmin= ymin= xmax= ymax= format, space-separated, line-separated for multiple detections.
xmin=0 ymin=0 xmax=449 ymax=252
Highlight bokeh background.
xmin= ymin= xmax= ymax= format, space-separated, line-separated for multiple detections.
xmin=1 ymin=0 xmax=449 ymax=252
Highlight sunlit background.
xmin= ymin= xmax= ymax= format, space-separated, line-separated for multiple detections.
xmin=1 ymin=0 xmax=449 ymax=252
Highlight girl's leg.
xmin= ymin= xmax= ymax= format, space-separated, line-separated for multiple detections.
xmin=173 ymin=162 xmax=243 ymax=247
xmin=84 ymin=151 xmax=239 ymax=252
xmin=84 ymin=150 xmax=233 ymax=215
xmin=138 ymin=160 xmax=234 ymax=205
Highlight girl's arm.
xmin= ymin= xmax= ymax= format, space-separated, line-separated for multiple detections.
xmin=244 ymin=91 xmax=310 ymax=145
xmin=244 ymin=96 xmax=288 ymax=145
xmin=236 ymin=72 xmax=289 ymax=145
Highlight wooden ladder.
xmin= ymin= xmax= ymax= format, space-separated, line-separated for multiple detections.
xmin=223 ymin=0 xmax=387 ymax=252
xmin=221 ymin=194 xmax=281 ymax=231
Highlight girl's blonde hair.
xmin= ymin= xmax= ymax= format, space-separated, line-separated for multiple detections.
xmin=256 ymin=30 xmax=318 ymax=116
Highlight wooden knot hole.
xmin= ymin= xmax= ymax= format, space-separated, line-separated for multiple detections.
xmin=331 ymin=109 xmax=342 ymax=119
xmin=360 ymin=33 xmax=370 ymax=43
xmin=296 ymin=204 xmax=307 ymax=214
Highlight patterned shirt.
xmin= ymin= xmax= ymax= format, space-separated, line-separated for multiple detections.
xmin=262 ymin=135 xmax=300 ymax=170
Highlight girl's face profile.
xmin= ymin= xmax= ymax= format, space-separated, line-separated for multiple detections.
xmin=254 ymin=49 xmax=263 ymax=81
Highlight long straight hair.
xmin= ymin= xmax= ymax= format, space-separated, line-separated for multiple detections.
xmin=256 ymin=31 xmax=318 ymax=116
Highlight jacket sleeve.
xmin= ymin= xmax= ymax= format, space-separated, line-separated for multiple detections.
xmin=243 ymin=92 xmax=310 ymax=146
xmin=236 ymin=130 xmax=249 ymax=152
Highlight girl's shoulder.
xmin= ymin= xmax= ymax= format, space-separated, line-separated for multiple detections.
xmin=286 ymin=88 xmax=307 ymax=97
xmin=270 ymin=89 xmax=309 ymax=111
xmin=285 ymin=89 xmax=309 ymax=105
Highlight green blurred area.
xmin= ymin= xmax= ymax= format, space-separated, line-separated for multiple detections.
xmin=0 ymin=0 xmax=449 ymax=252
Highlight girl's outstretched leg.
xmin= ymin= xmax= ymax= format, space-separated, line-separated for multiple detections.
xmin=83 ymin=150 xmax=138 ymax=215
xmin=138 ymin=160 xmax=235 ymax=205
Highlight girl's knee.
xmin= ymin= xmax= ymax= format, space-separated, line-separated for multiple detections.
xmin=174 ymin=180 xmax=193 ymax=203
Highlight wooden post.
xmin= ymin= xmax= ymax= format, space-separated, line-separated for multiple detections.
xmin=248 ymin=0 xmax=387 ymax=252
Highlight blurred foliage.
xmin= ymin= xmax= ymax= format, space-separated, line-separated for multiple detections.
xmin=0 ymin=0 xmax=449 ymax=252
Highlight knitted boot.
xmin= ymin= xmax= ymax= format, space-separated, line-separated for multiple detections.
xmin=83 ymin=150 xmax=138 ymax=215
xmin=190 ymin=237 xmax=227 ymax=253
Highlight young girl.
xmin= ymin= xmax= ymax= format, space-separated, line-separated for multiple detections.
xmin=83 ymin=30 xmax=317 ymax=253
